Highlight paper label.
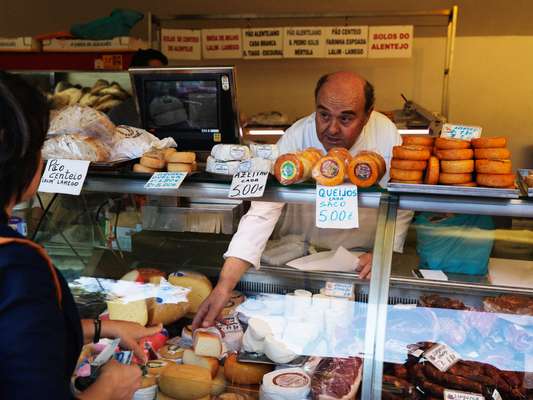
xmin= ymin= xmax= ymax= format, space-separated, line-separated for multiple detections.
xmin=368 ymin=25 xmax=413 ymax=58
xmin=202 ymin=28 xmax=242 ymax=59
xmin=424 ymin=343 xmax=460 ymax=372
xmin=443 ymin=389 xmax=485 ymax=400
xmin=419 ymin=269 xmax=449 ymax=281
xmin=243 ymin=28 xmax=284 ymax=59
xmin=161 ymin=29 xmax=202 ymax=60
xmin=283 ymin=27 xmax=324 ymax=58
xmin=440 ymin=123 xmax=482 ymax=140
xmin=316 ymin=184 xmax=359 ymax=229
xmin=324 ymin=26 xmax=368 ymax=58
xmin=144 ymin=172 xmax=187 ymax=190
xmin=38 ymin=159 xmax=90 ymax=196
xmin=324 ymin=281 xmax=354 ymax=298
xmin=228 ymin=171 xmax=268 ymax=199
xmin=492 ymin=389 xmax=503 ymax=400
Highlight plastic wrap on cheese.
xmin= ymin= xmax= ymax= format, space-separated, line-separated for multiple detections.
xmin=210 ymin=144 xmax=251 ymax=161
xmin=111 ymin=125 xmax=176 ymax=162
xmin=238 ymin=157 xmax=273 ymax=173
xmin=250 ymin=143 xmax=279 ymax=161
xmin=206 ymin=156 xmax=240 ymax=175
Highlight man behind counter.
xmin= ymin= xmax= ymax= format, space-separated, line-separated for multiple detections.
xmin=193 ymin=71 xmax=412 ymax=329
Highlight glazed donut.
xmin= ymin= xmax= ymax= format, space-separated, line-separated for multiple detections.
xmin=439 ymin=173 xmax=473 ymax=185
xmin=471 ymin=136 xmax=507 ymax=148
xmin=390 ymin=179 xmax=423 ymax=184
xmin=392 ymin=145 xmax=431 ymax=161
xmin=435 ymin=148 xmax=474 ymax=160
xmin=390 ymin=168 xmax=424 ymax=182
xmin=476 ymin=173 xmax=515 ymax=188
xmin=348 ymin=152 xmax=385 ymax=188
xmin=424 ymin=156 xmax=440 ymax=185
xmin=475 ymin=159 xmax=512 ymax=174
xmin=391 ymin=159 xmax=427 ymax=171
xmin=440 ymin=159 xmax=474 ymax=173
xmin=312 ymin=156 xmax=345 ymax=186
xmin=357 ymin=150 xmax=386 ymax=177
xmin=402 ymin=135 xmax=435 ymax=147
xmin=327 ymin=147 xmax=352 ymax=168
xmin=435 ymin=137 xmax=471 ymax=150
xmin=133 ymin=163 xmax=159 ymax=173
xmin=474 ymin=148 xmax=511 ymax=160
xmin=453 ymin=182 xmax=477 ymax=187
xmin=274 ymin=153 xmax=313 ymax=185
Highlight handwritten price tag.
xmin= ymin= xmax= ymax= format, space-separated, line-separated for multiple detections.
xmin=38 ymin=159 xmax=90 ymax=196
xmin=316 ymin=184 xmax=358 ymax=229
xmin=324 ymin=281 xmax=354 ymax=298
xmin=424 ymin=343 xmax=460 ymax=372
xmin=144 ymin=172 xmax=187 ymax=190
xmin=443 ymin=389 xmax=485 ymax=400
xmin=228 ymin=171 xmax=268 ymax=199
xmin=441 ymin=123 xmax=482 ymax=141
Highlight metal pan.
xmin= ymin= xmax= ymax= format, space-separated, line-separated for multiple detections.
xmin=387 ymin=182 xmax=520 ymax=199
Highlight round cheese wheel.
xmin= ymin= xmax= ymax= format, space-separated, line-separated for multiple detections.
xmin=160 ymin=364 xmax=212 ymax=400
xmin=133 ymin=163 xmax=159 ymax=173
xmin=358 ymin=151 xmax=386 ymax=177
xmin=157 ymin=391 xmax=175 ymax=400
xmin=390 ymin=168 xmax=424 ymax=182
xmin=299 ymin=149 xmax=322 ymax=167
xmin=224 ymin=353 xmax=273 ymax=385
xmin=141 ymin=155 xmax=166 ymax=169
xmin=159 ymin=344 xmax=186 ymax=361
xmin=435 ymin=148 xmax=474 ymax=160
xmin=453 ymin=182 xmax=477 ymax=187
xmin=402 ymin=135 xmax=435 ymax=147
xmin=474 ymin=148 xmax=511 ymax=160
xmin=475 ymin=159 xmax=512 ymax=174
xmin=392 ymin=145 xmax=431 ymax=161
xmin=166 ymin=152 xmax=196 ymax=164
xmin=262 ymin=368 xmax=311 ymax=399
xmin=440 ymin=159 xmax=475 ymax=173
xmin=147 ymin=360 xmax=170 ymax=376
xmin=471 ymin=136 xmax=507 ymax=148
xmin=435 ymin=137 xmax=471 ymax=149
xmin=312 ymin=156 xmax=345 ymax=186
xmin=147 ymin=298 xmax=190 ymax=326
xmin=391 ymin=159 xmax=427 ymax=171
xmin=120 ymin=268 xmax=166 ymax=283
xmin=168 ymin=271 xmax=212 ymax=315
xmin=274 ymin=154 xmax=306 ymax=185
xmin=424 ymin=156 xmax=440 ymax=185
xmin=211 ymin=367 xmax=227 ymax=396
xmin=141 ymin=374 xmax=158 ymax=388
xmin=439 ymin=173 xmax=473 ymax=184
xmin=348 ymin=153 xmax=382 ymax=188
xmin=168 ymin=162 xmax=195 ymax=173
xmin=476 ymin=173 xmax=515 ymax=188
xmin=327 ymin=147 xmax=352 ymax=167
xmin=390 ymin=179 xmax=423 ymax=184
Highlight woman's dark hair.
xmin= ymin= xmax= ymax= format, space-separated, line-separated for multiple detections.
xmin=129 ymin=49 xmax=168 ymax=67
xmin=314 ymin=73 xmax=375 ymax=114
xmin=0 ymin=72 xmax=49 ymax=224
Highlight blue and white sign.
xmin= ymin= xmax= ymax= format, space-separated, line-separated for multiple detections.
xmin=441 ymin=123 xmax=482 ymax=141
xmin=144 ymin=172 xmax=187 ymax=190
xmin=316 ymin=184 xmax=359 ymax=229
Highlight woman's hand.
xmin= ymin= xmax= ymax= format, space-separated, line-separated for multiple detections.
xmin=103 ymin=321 xmax=163 ymax=362
xmin=79 ymin=359 xmax=142 ymax=400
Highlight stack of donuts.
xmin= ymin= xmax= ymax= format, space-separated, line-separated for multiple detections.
xmin=472 ymin=137 xmax=515 ymax=188
xmin=391 ymin=135 xmax=435 ymax=184
xmin=434 ymin=137 xmax=475 ymax=186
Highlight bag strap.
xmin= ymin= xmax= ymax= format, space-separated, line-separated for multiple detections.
xmin=0 ymin=237 xmax=62 ymax=309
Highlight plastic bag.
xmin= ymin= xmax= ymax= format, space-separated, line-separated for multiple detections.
xmin=414 ymin=212 xmax=495 ymax=275
xmin=110 ymin=125 xmax=176 ymax=162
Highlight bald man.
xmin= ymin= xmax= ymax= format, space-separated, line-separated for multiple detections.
xmin=193 ymin=71 xmax=413 ymax=329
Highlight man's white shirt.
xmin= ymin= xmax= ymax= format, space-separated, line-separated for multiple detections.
xmin=225 ymin=111 xmax=413 ymax=268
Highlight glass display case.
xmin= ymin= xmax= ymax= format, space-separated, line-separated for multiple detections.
xmin=29 ymin=169 xmax=533 ymax=399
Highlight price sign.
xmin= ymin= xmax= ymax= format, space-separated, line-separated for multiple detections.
xmin=324 ymin=281 xmax=354 ymax=298
xmin=38 ymin=159 xmax=90 ymax=196
xmin=228 ymin=171 xmax=268 ymax=199
xmin=444 ymin=389 xmax=485 ymax=400
xmin=424 ymin=343 xmax=460 ymax=372
xmin=441 ymin=123 xmax=482 ymax=140
xmin=144 ymin=172 xmax=187 ymax=190
xmin=316 ymin=184 xmax=358 ymax=229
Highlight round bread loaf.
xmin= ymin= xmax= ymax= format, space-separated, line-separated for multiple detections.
xmin=402 ymin=135 xmax=435 ymax=147
xmin=141 ymin=155 xmax=166 ymax=169
xmin=390 ymin=168 xmax=424 ymax=182
xmin=435 ymin=148 xmax=474 ymax=160
xmin=435 ymin=137 xmax=471 ymax=149
xmin=471 ymin=136 xmax=507 ymax=148
xmin=474 ymin=148 xmax=511 ymax=160
xmin=312 ymin=156 xmax=345 ymax=186
xmin=424 ymin=156 xmax=440 ymax=185
xmin=440 ymin=159 xmax=475 ymax=173
xmin=392 ymin=145 xmax=431 ymax=161
xmin=133 ymin=163 xmax=159 ymax=173
xmin=166 ymin=151 xmax=196 ymax=164
xmin=476 ymin=173 xmax=515 ymax=188
xmin=475 ymin=159 xmax=512 ymax=174
xmin=439 ymin=173 xmax=473 ymax=184
xmin=391 ymin=159 xmax=427 ymax=171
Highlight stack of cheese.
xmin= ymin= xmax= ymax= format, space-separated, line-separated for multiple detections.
xmin=472 ymin=137 xmax=515 ymax=188
xmin=391 ymin=135 xmax=434 ymax=184
xmin=434 ymin=137 xmax=476 ymax=186
xmin=133 ymin=148 xmax=197 ymax=174
xmin=207 ymin=144 xmax=273 ymax=175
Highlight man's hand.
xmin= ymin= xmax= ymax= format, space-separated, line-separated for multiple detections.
xmin=356 ymin=252 xmax=373 ymax=279
xmin=192 ymin=285 xmax=233 ymax=330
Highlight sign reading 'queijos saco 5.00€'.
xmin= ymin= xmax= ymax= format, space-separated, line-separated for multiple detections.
xmin=316 ymin=184 xmax=359 ymax=229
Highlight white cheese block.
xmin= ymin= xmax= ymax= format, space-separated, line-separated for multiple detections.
xmin=206 ymin=156 xmax=241 ymax=175
xmin=260 ymin=368 xmax=311 ymax=400
xmin=242 ymin=328 xmax=265 ymax=354
xmin=107 ymin=299 xmax=148 ymax=326
xmin=238 ymin=157 xmax=273 ymax=173
xmin=168 ymin=271 xmax=212 ymax=315
xmin=211 ymin=144 xmax=251 ymax=161
xmin=250 ymin=144 xmax=279 ymax=161
xmin=264 ymin=334 xmax=298 ymax=364
xmin=248 ymin=317 xmax=273 ymax=341
xmin=193 ymin=331 xmax=223 ymax=358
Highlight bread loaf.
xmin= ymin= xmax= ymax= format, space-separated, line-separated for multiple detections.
xmin=159 ymin=364 xmax=212 ymax=400
xmin=42 ymin=134 xmax=110 ymax=162
xmin=312 ymin=156 xmax=345 ymax=186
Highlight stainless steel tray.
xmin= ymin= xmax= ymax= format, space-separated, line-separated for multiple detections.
xmin=518 ymin=169 xmax=533 ymax=197
xmin=387 ymin=182 xmax=520 ymax=199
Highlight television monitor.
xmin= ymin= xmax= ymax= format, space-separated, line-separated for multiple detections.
xmin=130 ymin=66 xmax=241 ymax=151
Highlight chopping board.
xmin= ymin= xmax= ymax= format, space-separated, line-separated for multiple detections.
xmin=488 ymin=258 xmax=533 ymax=288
